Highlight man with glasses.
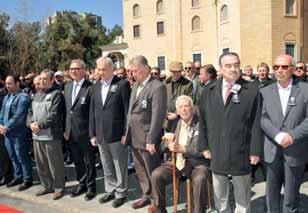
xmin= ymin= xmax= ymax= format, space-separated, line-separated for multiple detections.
xmin=150 ymin=67 xmax=161 ymax=81
xmin=199 ymin=52 xmax=262 ymax=213
xmin=261 ymin=55 xmax=308 ymax=213
xmin=63 ymin=59 xmax=96 ymax=201
xmin=293 ymin=61 xmax=307 ymax=82
xmin=194 ymin=61 xmax=201 ymax=75
xmin=184 ymin=61 xmax=199 ymax=104
xmin=165 ymin=61 xmax=193 ymax=131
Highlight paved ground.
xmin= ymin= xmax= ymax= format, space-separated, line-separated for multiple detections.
xmin=1 ymin=164 xmax=308 ymax=213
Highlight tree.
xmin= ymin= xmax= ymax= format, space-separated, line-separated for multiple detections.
xmin=0 ymin=13 xmax=10 ymax=76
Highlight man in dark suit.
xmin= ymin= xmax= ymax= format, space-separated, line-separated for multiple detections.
xmin=89 ymin=57 xmax=130 ymax=208
xmin=148 ymin=95 xmax=209 ymax=213
xmin=261 ymin=55 xmax=308 ymax=213
xmin=63 ymin=59 xmax=96 ymax=201
xmin=124 ymin=55 xmax=167 ymax=209
xmin=199 ymin=52 xmax=262 ymax=212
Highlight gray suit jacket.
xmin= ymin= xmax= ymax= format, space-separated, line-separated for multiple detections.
xmin=126 ymin=76 xmax=167 ymax=150
xmin=261 ymin=80 xmax=308 ymax=166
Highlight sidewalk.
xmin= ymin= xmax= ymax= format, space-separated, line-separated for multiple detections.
xmin=1 ymin=164 xmax=308 ymax=213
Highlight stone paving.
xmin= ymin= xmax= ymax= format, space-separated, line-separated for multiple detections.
xmin=1 ymin=164 xmax=308 ymax=213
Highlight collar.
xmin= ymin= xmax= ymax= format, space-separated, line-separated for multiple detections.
xmin=277 ymin=79 xmax=292 ymax=90
xmin=222 ymin=78 xmax=235 ymax=88
xmin=181 ymin=116 xmax=193 ymax=128
xmin=140 ymin=74 xmax=151 ymax=87
xmin=101 ymin=75 xmax=114 ymax=86
xmin=74 ymin=78 xmax=85 ymax=86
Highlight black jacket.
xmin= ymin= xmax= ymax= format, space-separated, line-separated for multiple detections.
xmin=64 ymin=80 xmax=92 ymax=141
xmin=89 ymin=76 xmax=131 ymax=143
xmin=199 ymin=78 xmax=262 ymax=175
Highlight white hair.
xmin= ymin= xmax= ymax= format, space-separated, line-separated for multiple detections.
xmin=175 ymin=95 xmax=194 ymax=110
xmin=96 ymin=56 xmax=114 ymax=68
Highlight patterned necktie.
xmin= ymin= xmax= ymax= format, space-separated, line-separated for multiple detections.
xmin=136 ymin=83 xmax=144 ymax=97
xmin=72 ymin=83 xmax=78 ymax=103
xmin=176 ymin=122 xmax=188 ymax=171
xmin=224 ymin=83 xmax=232 ymax=104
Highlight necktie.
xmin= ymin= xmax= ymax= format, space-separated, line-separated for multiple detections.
xmin=223 ymin=83 xmax=232 ymax=104
xmin=136 ymin=83 xmax=144 ymax=97
xmin=72 ymin=83 xmax=78 ymax=103
xmin=176 ymin=122 xmax=188 ymax=171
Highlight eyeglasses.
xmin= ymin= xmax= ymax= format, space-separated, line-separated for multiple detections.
xmin=69 ymin=67 xmax=81 ymax=72
xmin=272 ymin=65 xmax=292 ymax=71
xmin=184 ymin=67 xmax=192 ymax=70
xmin=296 ymin=66 xmax=304 ymax=71
xmin=151 ymin=72 xmax=159 ymax=76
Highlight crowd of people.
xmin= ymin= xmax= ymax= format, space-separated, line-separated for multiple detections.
xmin=0 ymin=52 xmax=308 ymax=213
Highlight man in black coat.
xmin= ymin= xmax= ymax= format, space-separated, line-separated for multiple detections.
xmin=89 ymin=56 xmax=130 ymax=208
xmin=64 ymin=59 xmax=96 ymax=201
xmin=199 ymin=52 xmax=262 ymax=212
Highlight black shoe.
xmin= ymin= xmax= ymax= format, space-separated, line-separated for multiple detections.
xmin=98 ymin=194 xmax=114 ymax=204
xmin=6 ymin=178 xmax=22 ymax=188
xmin=112 ymin=197 xmax=126 ymax=208
xmin=0 ymin=177 xmax=13 ymax=187
xmin=84 ymin=191 xmax=96 ymax=201
xmin=65 ymin=158 xmax=73 ymax=166
xmin=70 ymin=186 xmax=87 ymax=198
xmin=18 ymin=181 xmax=33 ymax=191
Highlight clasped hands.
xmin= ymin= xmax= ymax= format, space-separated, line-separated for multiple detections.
xmin=280 ymin=133 xmax=293 ymax=148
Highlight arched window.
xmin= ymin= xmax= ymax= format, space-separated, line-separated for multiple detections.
xmin=220 ymin=5 xmax=228 ymax=22
xmin=192 ymin=0 xmax=200 ymax=8
xmin=192 ymin=16 xmax=201 ymax=31
xmin=156 ymin=0 xmax=164 ymax=14
xmin=133 ymin=4 xmax=140 ymax=17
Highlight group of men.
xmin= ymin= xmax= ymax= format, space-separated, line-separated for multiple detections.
xmin=0 ymin=52 xmax=308 ymax=213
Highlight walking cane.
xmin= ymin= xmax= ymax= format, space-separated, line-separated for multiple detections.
xmin=172 ymin=151 xmax=178 ymax=213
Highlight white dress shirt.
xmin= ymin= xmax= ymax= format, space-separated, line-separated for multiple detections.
xmin=72 ymin=78 xmax=85 ymax=103
xmin=274 ymin=80 xmax=292 ymax=144
xmin=222 ymin=78 xmax=235 ymax=101
xmin=136 ymin=74 xmax=151 ymax=97
xmin=101 ymin=75 xmax=114 ymax=105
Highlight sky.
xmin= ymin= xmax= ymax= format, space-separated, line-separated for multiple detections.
xmin=0 ymin=0 xmax=123 ymax=29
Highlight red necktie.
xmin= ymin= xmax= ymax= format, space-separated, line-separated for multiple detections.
xmin=224 ymin=83 xmax=232 ymax=104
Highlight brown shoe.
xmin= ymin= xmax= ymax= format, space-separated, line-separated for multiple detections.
xmin=148 ymin=203 xmax=167 ymax=213
xmin=53 ymin=191 xmax=64 ymax=200
xmin=35 ymin=188 xmax=54 ymax=196
xmin=132 ymin=198 xmax=151 ymax=209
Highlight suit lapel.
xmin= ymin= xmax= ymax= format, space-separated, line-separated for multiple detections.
xmin=71 ymin=81 xmax=85 ymax=109
xmin=272 ymin=83 xmax=284 ymax=120
xmin=103 ymin=76 xmax=118 ymax=108
xmin=283 ymin=81 xmax=299 ymax=122
xmin=132 ymin=76 xmax=154 ymax=107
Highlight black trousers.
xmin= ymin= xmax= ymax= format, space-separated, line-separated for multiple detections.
xmin=151 ymin=162 xmax=209 ymax=213
xmin=69 ymin=135 xmax=96 ymax=191
xmin=266 ymin=149 xmax=306 ymax=213
xmin=0 ymin=135 xmax=13 ymax=181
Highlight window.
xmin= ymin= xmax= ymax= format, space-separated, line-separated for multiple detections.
xmin=285 ymin=0 xmax=296 ymax=15
xmin=220 ymin=5 xmax=228 ymax=22
xmin=133 ymin=4 xmax=140 ymax=17
xmin=222 ymin=48 xmax=230 ymax=53
xmin=157 ymin=56 xmax=166 ymax=71
xmin=192 ymin=0 xmax=200 ymax=8
xmin=192 ymin=16 xmax=201 ymax=31
xmin=157 ymin=21 xmax=165 ymax=35
xmin=156 ymin=0 xmax=164 ymax=14
xmin=285 ymin=43 xmax=296 ymax=58
xmin=133 ymin=25 xmax=140 ymax=38
xmin=193 ymin=53 xmax=202 ymax=64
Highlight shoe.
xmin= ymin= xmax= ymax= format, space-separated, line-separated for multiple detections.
xmin=18 ymin=181 xmax=33 ymax=191
xmin=84 ymin=191 xmax=96 ymax=201
xmin=148 ymin=203 xmax=167 ymax=213
xmin=6 ymin=178 xmax=22 ymax=188
xmin=36 ymin=188 xmax=54 ymax=196
xmin=132 ymin=198 xmax=151 ymax=209
xmin=65 ymin=158 xmax=73 ymax=166
xmin=98 ymin=194 xmax=114 ymax=204
xmin=53 ymin=191 xmax=64 ymax=200
xmin=70 ymin=185 xmax=86 ymax=198
xmin=0 ymin=177 xmax=13 ymax=187
xmin=112 ymin=197 xmax=126 ymax=208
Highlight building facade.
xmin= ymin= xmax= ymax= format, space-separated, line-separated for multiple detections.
xmin=122 ymin=0 xmax=308 ymax=73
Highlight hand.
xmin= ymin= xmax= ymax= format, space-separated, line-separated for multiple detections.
xmin=63 ymin=132 xmax=69 ymax=141
xmin=146 ymin=144 xmax=156 ymax=155
xmin=167 ymin=112 xmax=177 ymax=121
xmin=162 ymin=132 xmax=175 ymax=144
xmin=249 ymin=156 xmax=260 ymax=165
xmin=30 ymin=122 xmax=40 ymax=134
xmin=168 ymin=142 xmax=184 ymax=153
xmin=280 ymin=134 xmax=293 ymax=148
xmin=0 ymin=125 xmax=7 ymax=135
xmin=203 ymin=150 xmax=211 ymax=159
xmin=90 ymin=137 xmax=97 ymax=147
xmin=121 ymin=136 xmax=126 ymax=145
